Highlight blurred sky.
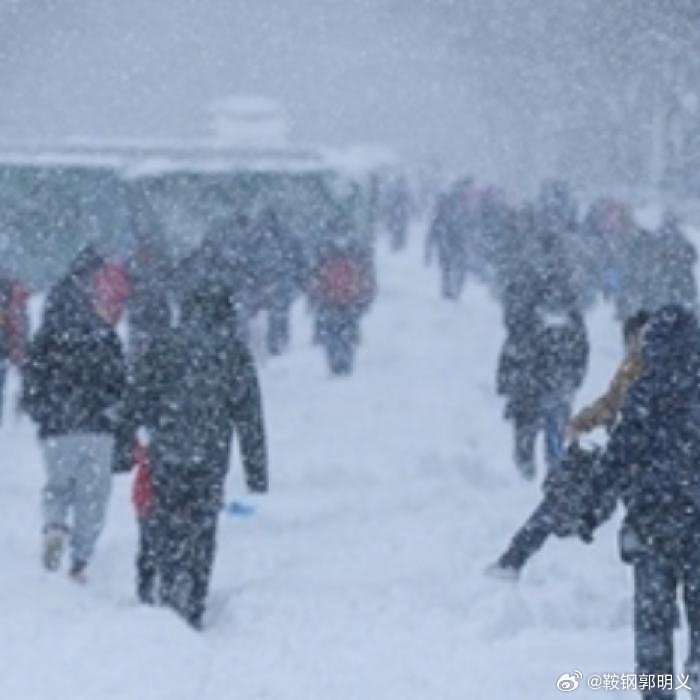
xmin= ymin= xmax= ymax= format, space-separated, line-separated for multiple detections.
xmin=0 ymin=1 xmax=691 ymax=190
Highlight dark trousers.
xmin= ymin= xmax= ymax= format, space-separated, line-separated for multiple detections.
xmin=512 ymin=398 xmax=571 ymax=476
xmin=499 ymin=500 xmax=553 ymax=571
xmin=513 ymin=416 xmax=538 ymax=472
xmin=152 ymin=472 xmax=223 ymax=628
xmin=634 ymin=540 xmax=700 ymax=699
xmin=136 ymin=513 xmax=159 ymax=603
xmin=267 ymin=303 xmax=291 ymax=355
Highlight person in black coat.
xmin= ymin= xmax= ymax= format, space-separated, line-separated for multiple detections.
xmin=497 ymin=260 xmax=589 ymax=480
xmin=22 ymin=247 xmax=129 ymax=581
xmin=307 ymin=229 xmax=377 ymax=375
xmin=425 ymin=179 xmax=473 ymax=300
xmin=114 ymin=280 xmax=268 ymax=629
xmin=244 ymin=208 xmax=306 ymax=355
xmin=582 ymin=304 xmax=700 ymax=699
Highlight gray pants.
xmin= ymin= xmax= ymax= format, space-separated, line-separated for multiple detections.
xmin=41 ymin=433 xmax=114 ymax=564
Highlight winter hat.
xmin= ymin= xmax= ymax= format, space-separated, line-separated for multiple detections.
xmin=92 ymin=261 xmax=130 ymax=324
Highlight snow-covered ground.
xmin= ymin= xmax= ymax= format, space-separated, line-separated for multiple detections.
xmin=0 ymin=221 xmax=691 ymax=699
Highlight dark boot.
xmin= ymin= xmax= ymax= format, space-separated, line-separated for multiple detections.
xmin=136 ymin=516 xmax=159 ymax=604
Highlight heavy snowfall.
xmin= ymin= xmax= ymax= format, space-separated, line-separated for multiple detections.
xmin=1 ymin=2 xmax=700 ymax=700
xmin=0 ymin=221 xmax=659 ymax=700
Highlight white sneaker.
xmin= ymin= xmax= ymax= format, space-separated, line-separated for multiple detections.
xmin=42 ymin=527 xmax=66 ymax=571
xmin=484 ymin=562 xmax=520 ymax=582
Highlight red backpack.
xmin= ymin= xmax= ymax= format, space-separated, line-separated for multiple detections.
xmin=317 ymin=255 xmax=371 ymax=306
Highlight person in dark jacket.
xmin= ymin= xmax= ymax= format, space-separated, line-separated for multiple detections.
xmin=582 ymin=304 xmax=700 ymax=699
xmin=245 ymin=208 xmax=306 ymax=355
xmin=497 ymin=259 xmax=589 ymax=479
xmin=175 ymin=214 xmax=256 ymax=348
xmin=114 ymin=280 xmax=268 ymax=629
xmin=581 ymin=198 xmax=631 ymax=303
xmin=307 ymin=228 xmax=376 ymax=375
xmin=383 ymin=175 xmax=411 ymax=251
xmin=425 ymin=178 xmax=476 ymax=300
xmin=22 ymin=247 xmax=129 ymax=581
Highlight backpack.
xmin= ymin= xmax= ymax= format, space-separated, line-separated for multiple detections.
xmin=317 ymin=257 xmax=363 ymax=305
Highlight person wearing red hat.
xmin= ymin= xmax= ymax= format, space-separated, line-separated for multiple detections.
xmin=21 ymin=247 xmax=129 ymax=582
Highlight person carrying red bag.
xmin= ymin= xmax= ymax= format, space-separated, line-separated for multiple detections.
xmin=112 ymin=278 xmax=268 ymax=628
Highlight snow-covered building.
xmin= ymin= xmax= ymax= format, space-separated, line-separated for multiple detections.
xmin=205 ymin=95 xmax=291 ymax=148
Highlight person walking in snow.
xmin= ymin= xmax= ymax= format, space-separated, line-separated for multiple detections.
xmin=307 ymin=227 xmax=376 ymax=375
xmin=383 ymin=174 xmax=411 ymax=251
xmin=244 ymin=207 xmax=306 ymax=355
xmin=580 ymin=305 xmax=700 ymax=699
xmin=113 ymin=280 xmax=268 ymax=628
xmin=21 ymin=247 xmax=130 ymax=581
xmin=425 ymin=178 xmax=477 ymax=299
xmin=487 ymin=310 xmax=649 ymax=580
xmin=496 ymin=249 xmax=589 ymax=479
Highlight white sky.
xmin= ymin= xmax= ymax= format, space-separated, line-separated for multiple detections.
xmin=0 ymin=1 xmax=694 ymax=191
